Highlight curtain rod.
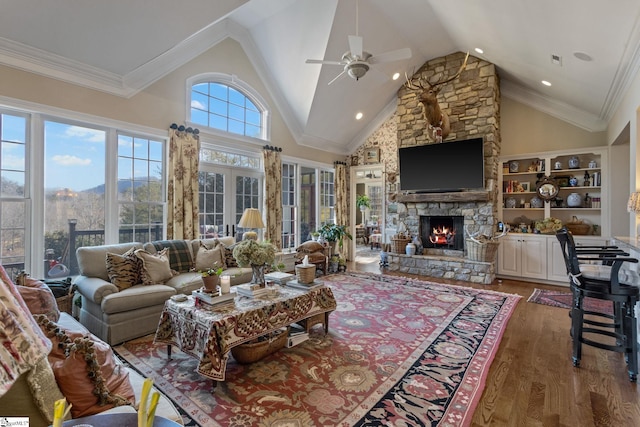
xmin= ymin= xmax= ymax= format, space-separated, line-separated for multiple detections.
xmin=263 ymin=145 xmax=282 ymax=152
xmin=170 ymin=123 xmax=200 ymax=134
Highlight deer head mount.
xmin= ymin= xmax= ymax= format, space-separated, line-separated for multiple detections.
xmin=405 ymin=52 xmax=469 ymax=143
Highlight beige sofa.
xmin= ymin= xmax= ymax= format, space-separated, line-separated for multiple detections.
xmin=74 ymin=236 xmax=252 ymax=345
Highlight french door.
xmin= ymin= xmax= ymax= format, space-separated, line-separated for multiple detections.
xmin=198 ymin=165 xmax=263 ymax=239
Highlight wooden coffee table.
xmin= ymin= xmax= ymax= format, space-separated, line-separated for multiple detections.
xmin=154 ymin=285 xmax=337 ymax=381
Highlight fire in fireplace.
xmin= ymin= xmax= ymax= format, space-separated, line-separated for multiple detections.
xmin=420 ymin=215 xmax=464 ymax=250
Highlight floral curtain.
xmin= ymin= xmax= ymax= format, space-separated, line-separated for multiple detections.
xmin=167 ymin=124 xmax=200 ymax=240
xmin=262 ymin=146 xmax=282 ymax=248
xmin=334 ymin=162 xmax=351 ymax=260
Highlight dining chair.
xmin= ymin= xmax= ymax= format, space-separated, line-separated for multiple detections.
xmin=555 ymin=227 xmax=639 ymax=381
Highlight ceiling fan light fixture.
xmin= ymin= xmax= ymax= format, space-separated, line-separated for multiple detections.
xmin=347 ymin=62 xmax=369 ymax=80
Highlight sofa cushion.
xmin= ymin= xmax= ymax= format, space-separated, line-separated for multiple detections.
xmin=221 ymin=242 xmax=240 ymax=268
xmin=16 ymin=274 xmax=60 ymax=322
xmin=165 ymin=272 xmax=205 ymax=295
xmin=106 ymin=247 xmax=142 ymax=291
xmin=77 ymin=243 xmax=143 ymax=281
xmin=145 ymin=240 xmax=194 ymax=273
xmin=194 ymin=240 xmax=225 ymax=272
xmin=135 ymin=248 xmax=175 ymax=285
xmin=100 ymin=284 xmax=176 ymax=314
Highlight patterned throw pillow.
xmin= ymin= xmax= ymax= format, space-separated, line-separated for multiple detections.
xmin=195 ymin=241 xmax=225 ymax=272
xmin=221 ymin=242 xmax=239 ymax=268
xmin=149 ymin=240 xmax=194 ymax=273
xmin=105 ymin=247 xmax=141 ymax=291
xmin=135 ymin=248 xmax=175 ymax=285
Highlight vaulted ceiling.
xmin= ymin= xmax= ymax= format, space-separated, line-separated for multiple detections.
xmin=1 ymin=0 xmax=639 ymax=154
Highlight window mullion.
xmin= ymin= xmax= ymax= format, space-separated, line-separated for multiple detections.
xmin=104 ymin=128 xmax=119 ymax=244
xmin=29 ymin=114 xmax=45 ymax=278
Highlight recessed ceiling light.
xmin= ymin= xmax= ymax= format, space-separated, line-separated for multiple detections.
xmin=474 ymin=47 xmax=484 ymax=54
xmin=541 ymin=80 xmax=552 ymax=87
xmin=356 ymin=112 xmax=363 ymax=120
xmin=573 ymin=51 xmax=593 ymax=62
xmin=392 ymin=72 xmax=400 ymax=80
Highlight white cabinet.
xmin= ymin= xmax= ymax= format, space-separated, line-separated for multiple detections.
xmin=497 ymin=235 xmax=547 ymax=280
xmin=547 ymin=236 xmax=612 ymax=284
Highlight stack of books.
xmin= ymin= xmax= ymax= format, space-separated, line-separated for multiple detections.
xmin=192 ymin=289 xmax=235 ymax=307
xmin=264 ymin=271 xmax=295 ymax=285
xmin=235 ymin=283 xmax=271 ymax=298
xmin=285 ymin=279 xmax=323 ymax=291
xmin=287 ymin=324 xmax=310 ymax=348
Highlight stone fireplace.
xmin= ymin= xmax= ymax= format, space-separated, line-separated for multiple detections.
xmin=386 ymin=51 xmax=501 ymax=285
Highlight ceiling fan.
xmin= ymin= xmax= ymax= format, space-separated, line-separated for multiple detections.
xmin=305 ymin=0 xmax=412 ymax=85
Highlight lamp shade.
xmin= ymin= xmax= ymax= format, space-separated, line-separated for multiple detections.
xmin=238 ymin=208 xmax=265 ymax=229
xmin=628 ymin=192 xmax=640 ymax=213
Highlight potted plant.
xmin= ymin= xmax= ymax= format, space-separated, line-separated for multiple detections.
xmin=356 ymin=194 xmax=371 ymax=211
xmin=319 ymin=223 xmax=353 ymax=254
xmin=329 ymin=254 xmax=340 ymax=273
xmin=200 ymin=264 xmax=224 ymax=291
xmin=310 ymin=231 xmax=320 ymax=241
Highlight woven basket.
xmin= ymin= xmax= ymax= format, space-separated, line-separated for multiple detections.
xmin=231 ymin=327 xmax=289 ymax=364
xmin=391 ymin=238 xmax=411 ymax=254
xmin=566 ymin=223 xmax=591 ymax=235
xmin=55 ymin=285 xmax=75 ymax=315
xmin=466 ymin=239 xmax=500 ymax=262
xmin=295 ymin=264 xmax=316 ymax=284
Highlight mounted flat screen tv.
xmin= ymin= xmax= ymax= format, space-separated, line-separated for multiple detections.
xmin=399 ymin=138 xmax=485 ymax=193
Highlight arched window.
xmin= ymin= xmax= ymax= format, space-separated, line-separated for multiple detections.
xmin=188 ymin=73 xmax=269 ymax=140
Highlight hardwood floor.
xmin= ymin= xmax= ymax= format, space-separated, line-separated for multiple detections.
xmin=349 ymin=255 xmax=640 ymax=427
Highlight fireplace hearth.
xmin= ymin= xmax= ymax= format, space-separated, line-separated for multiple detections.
xmin=420 ymin=215 xmax=464 ymax=251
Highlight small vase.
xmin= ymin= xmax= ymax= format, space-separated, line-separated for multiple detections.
xmin=568 ymin=156 xmax=580 ymax=169
xmin=567 ymin=192 xmax=582 ymax=207
xmin=250 ymin=264 xmax=266 ymax=285
xmin=406 ymin=242 xmax=416 ymax=256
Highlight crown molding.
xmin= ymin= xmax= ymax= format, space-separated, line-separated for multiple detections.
xmin=501 ymin=79 xmax=607 ymax=132
xmin=0 ymin=36 xmax=131 ymax=96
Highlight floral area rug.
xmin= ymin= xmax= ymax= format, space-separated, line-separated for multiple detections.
xmin=114 ymin=273 xmax=520 ymax=427
xmin=527 ymin=288 xmax=613 ymax=315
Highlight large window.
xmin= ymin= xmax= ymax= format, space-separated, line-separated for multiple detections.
xmin=284 ymin=162 xmax=335 ymax=249
xmin=188 ymin=74 xmax=269 ymax=140
xmin=0 ymin=107 xmax=167 ymax=279
xmin=117 ymin=133 xmax=165 ymax=243
xmin=0 ymin=112 xmax=28 ymax=279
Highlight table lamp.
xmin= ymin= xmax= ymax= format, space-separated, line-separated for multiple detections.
xmin=238 ymin=208 xmax=264 ymax=240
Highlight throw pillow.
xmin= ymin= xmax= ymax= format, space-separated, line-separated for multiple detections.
xmin=105 ymin=247 xmax=142 ymax=291
xmin=16 ymin=273 xmax=60 ymax=322
xmin=195 ymin=241 xmax=225 ymax=272
xmin=149 ymin=240 xmax=194 ymax=273
xmin=135 ymin=248 xmax=175 ymax=285
xmin=35 ymin=314 xmax=135 ymax=418
xmin=221 ymin=242 xmax=239 ymax=268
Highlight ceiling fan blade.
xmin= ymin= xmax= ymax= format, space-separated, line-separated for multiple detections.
xmin=348 ymin=35 xmax=363 ymax=59
xmin=369 ymin=47 xmax=412 ymax=64
xmin=306 ymin=59 xmax=344 ymax=65
xmin=328 ymin=70 xmax=347 ymax=85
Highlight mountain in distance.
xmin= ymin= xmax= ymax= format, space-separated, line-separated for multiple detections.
xmin=84 ymin=177 xmax=160 ymax=194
